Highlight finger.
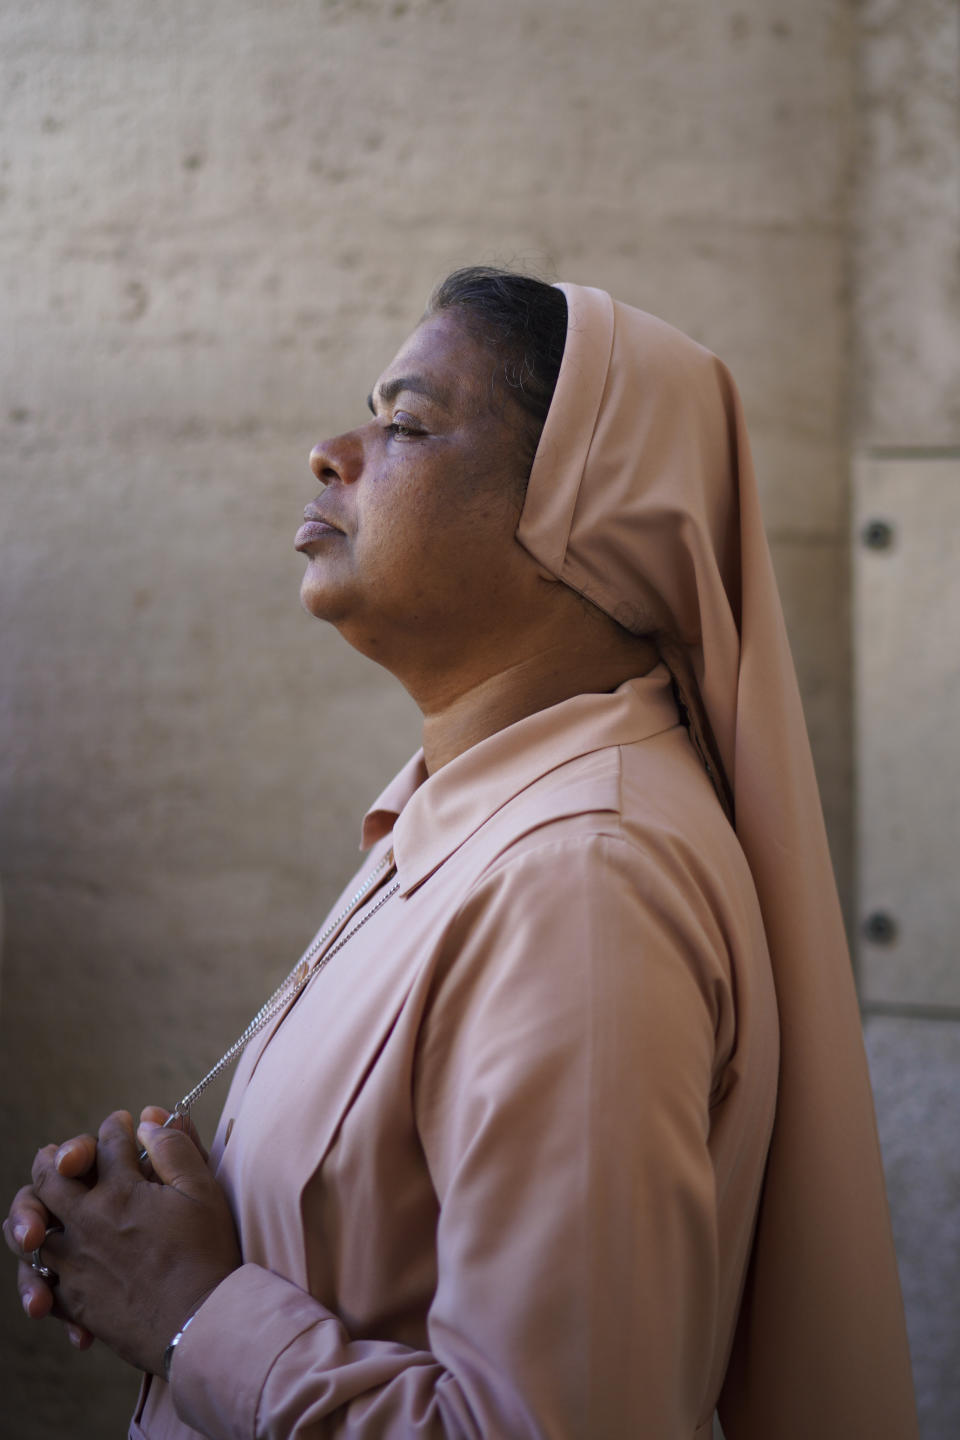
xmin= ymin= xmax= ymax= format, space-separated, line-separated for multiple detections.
xmin=139 ymin=1105 xmax=171 ymax=1126
xmin=135 ymin=1121 xmax=212 ymax=1198
xmin=17 ymin=1258 xmax=55 ymax=1320
xmin=54 ymin=1134 xmax=98 ymax=1180
xmin=30 ymin=1147 xmax=86 ymax=1221
xmin=95 ymin=1110 xmax=143 ymax=1182
xmin=140 ymin=1106 xmax=209 ymax=1163
xmin=4 ymin=1186 xmax=53 ymax=1254
xmin=14 ymin=1244 xmax=93 ymax=1343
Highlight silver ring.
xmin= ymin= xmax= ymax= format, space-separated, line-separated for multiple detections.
xmin=30 ymin=1225 xmax=62 ymax=1286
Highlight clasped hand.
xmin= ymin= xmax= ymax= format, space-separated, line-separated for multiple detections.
xmin=3 ymin=1108 xmax=241 ymax=1375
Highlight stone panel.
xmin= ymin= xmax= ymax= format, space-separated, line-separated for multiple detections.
xmin=854 ymin=0 xmax=960 ymax=445
xmin=865 ymin=1016 xmax=960 ymax=1440
xmin=853 ymin=457 xmax=960 ymax=1006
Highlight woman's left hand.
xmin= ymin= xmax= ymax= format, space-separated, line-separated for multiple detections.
xmin=28 ymin=1110 xmax=241 ymax=1375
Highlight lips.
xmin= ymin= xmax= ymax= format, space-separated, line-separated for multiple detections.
xmin=294 ymin=505 xmax=345 ymax=552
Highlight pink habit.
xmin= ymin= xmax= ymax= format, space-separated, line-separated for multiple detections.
xmin=132 ymin=287 xmax=917 ymax=1439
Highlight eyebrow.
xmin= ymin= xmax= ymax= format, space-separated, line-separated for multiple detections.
xmin=366 ymin=374 xmax=452 ymax=415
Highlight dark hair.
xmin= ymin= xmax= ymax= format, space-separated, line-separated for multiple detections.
xmin=424 ymin=266 xmax=568 ymax=478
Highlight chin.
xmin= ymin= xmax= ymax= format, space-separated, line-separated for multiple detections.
xmin=300 ymin=564 xmax=363 ymax=632
xmin=299 ymin=570 xmax=336 ymax=621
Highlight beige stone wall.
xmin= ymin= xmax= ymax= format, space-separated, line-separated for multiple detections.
xmin=0 ymin=1 xmax=938 ymax=1434
xmin=854 ymin=0 xmax=960 ymax=446
xmin=853 ymin=4 xmax=960 ymax=1437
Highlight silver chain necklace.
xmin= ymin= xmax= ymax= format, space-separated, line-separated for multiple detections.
xmin=141 ymin=851 xmax=399 ymax=1152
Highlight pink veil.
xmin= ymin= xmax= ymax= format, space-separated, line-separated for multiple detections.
xmin=517 ymin=283 xmax=916 ymax=1438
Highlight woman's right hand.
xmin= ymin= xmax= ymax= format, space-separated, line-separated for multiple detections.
xmin=3 ymin=1105 xmax=207 ymax=1350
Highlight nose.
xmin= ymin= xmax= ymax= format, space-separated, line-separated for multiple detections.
xmin=309 ymin=429 xmax=364 ymax=487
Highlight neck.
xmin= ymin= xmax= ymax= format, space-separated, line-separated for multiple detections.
xmin=418 ymin=630 xmax=659 ymax=773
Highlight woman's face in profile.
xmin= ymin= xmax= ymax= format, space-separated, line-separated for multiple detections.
xmin=298 ymin=311 xmax=541 ymax=675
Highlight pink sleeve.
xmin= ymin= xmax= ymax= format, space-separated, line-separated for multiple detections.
xmin=171 ymin=835 xmax=728 ymax=1439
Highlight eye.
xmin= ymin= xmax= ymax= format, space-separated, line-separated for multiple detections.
xmin=386 ymin=414 xmax=424 ymax=439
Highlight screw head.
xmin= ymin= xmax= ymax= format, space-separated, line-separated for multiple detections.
xmin=862 ymin=910 xmax=898 ymax=945
xmin=862 ymin=519 xmax=895 ymax=551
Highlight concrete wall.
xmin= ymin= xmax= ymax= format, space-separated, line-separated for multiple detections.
xmin=853 ymin=4 xmax=960 ymax=1438
xmin=0 ymin=1 xmax=947 ymax=1434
